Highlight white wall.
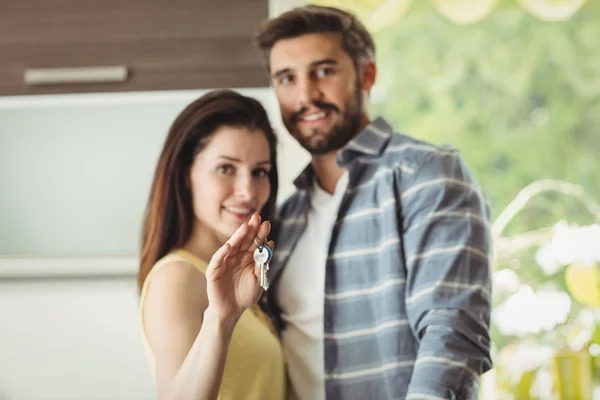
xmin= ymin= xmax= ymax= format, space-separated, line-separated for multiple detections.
xmin=0 ymin=279 xmax=152 ymax=400
xmin=269 ymin=0 xmax=307 ymax=16
xmin=0 ymin=88 xmax=307 ymax=258
xmin=0 ymin=87 xmax=309 ymax=400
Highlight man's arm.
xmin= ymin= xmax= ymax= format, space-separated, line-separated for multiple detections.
xmin=401 ymin=149 xmax=493 ymax=399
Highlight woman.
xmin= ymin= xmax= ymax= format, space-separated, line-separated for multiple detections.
xmin=137 ymin=89 xmax=284 ymax=400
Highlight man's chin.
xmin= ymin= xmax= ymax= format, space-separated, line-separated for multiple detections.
xmin=290 ymin=130 xmax=326 ymax=150
xmin=296 ymin=139 xmax=327 ymax=154
xmin=307 ymin=144 xmax=337 ymax=155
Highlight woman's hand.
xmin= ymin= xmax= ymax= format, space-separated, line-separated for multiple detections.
xmin=204 ymin=213 xmax=273 ymax=321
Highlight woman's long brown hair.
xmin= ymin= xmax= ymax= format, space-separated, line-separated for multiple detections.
xmin=137 ymin=90 xmax=279 ymax=291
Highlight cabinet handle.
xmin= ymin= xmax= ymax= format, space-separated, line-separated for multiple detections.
xmin=24 ymin=66 xmax=129 ymax=85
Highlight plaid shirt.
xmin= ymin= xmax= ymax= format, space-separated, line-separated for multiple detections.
xmin=262 ymin=117 xmax=493 ymax=399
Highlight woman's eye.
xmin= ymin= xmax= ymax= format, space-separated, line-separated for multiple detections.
xmin=216 ymin=165 xmax=234 ymax=175
xmin=253 ymin=168 xmax=270 ymax=178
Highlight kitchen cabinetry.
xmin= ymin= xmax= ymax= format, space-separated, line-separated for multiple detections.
xmin=0 ymin=0 xmax=269 ymax=96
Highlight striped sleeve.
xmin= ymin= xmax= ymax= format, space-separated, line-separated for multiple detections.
xmin=400 ymin=150 xmax=493 ymax=399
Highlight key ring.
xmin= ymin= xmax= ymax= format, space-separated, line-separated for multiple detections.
xmin=254 ymin=236 xmax=267 ymax=250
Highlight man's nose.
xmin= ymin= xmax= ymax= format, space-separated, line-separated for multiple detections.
xmin=296 ymin=76 xmax=322 ymax=108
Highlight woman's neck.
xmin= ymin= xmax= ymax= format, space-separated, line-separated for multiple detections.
xmin=182 ymin=223 xmax=224 ymax=264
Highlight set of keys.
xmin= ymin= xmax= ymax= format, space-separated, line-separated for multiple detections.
xmin=253 ymin=238 xmax=272 ymax=291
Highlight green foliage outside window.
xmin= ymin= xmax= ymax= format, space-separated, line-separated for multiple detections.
xmin=366 ymin=1 xmax=600 ymax=235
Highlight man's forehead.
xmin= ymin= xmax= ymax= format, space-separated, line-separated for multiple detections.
xmin=269 ymin=33 xmax=346 ymax=70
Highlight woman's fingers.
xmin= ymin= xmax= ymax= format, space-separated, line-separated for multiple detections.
xmin=265 ymin=240 xmax=275 ymax=254
xmin=254 ymin=261 xmax=261 ymax=280
xmin=234 ymin=250 xmax=254 ymax=270
xmin=240 ymin=213 xmax=261 ymax=251
xmin=226 ymin=222 xmax=250 ymax=253
xmin=252 ymin=221 xmax=272 ymax=251
xmin=206 ymin=242 xmax=231 ymax=278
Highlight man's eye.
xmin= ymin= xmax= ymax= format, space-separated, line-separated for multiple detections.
xmin=316 ymin=68 xmax=333 ymax=78
xmin=279 ymin=75 xmax=293 ymax=85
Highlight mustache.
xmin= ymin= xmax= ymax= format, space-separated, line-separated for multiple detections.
xmin=291 ymin=101 xmax=339 ymax=123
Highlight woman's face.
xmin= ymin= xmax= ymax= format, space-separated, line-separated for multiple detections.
xmin=189 ymin=125 xmax=272 ymax=244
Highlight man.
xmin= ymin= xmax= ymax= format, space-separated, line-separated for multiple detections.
xmin=255 ymin=5 xmax=493 ymax=400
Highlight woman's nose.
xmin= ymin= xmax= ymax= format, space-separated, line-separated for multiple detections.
xmin=235 ymin=174 xmax=256 ymax=200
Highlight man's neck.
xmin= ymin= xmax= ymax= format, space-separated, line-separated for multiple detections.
xmin=311 ymin=115 xmax=371 ymax=194
xmin=312 ymin=152 xmax=345 ymax=195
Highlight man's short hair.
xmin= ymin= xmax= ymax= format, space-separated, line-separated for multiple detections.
xmin=254 ymin=5 xmax=375 ymax=72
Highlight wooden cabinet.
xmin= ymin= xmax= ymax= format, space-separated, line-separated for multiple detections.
xmin=0 ymin=0 xmax=269 ymax=95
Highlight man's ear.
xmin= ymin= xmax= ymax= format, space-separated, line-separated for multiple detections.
xmin=360 ymin=61 xmax=377 ymax=93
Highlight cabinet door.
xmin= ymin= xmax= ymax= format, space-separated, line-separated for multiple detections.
xmin=0 ymin=0 xmax=269 ymax=95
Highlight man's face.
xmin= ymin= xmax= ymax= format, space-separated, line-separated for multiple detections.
xmin=269 ymin=33 xmax=367 ymax=155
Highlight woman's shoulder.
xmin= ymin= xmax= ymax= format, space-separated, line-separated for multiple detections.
xmin=157 ymin=249 xmax=208 ymax=273
xmin=139 ymin=250 xmax=210 ymax=366
xmin=140 ymin=250 xmax=210 ymax=334
xmin=140 ymin=249 xmax=208 ymax=302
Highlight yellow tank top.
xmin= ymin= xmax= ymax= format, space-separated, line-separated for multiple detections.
xmin=139 ymin=249 xmax=286 ymax=400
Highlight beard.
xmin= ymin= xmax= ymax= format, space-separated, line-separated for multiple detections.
xmin=283 ymin=80 xmax=363 ymax=155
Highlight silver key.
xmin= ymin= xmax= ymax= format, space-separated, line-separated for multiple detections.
xmin=262 ymin=261 xmax=270 ymax=291
xmin=254 ymin=246 xmax=270 ymax=264
xmin=253 ymin=245 xmax=272 ymax=290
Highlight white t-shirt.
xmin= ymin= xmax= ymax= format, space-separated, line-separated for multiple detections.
xmin=276 ymin=172 xmax=349 ymax=400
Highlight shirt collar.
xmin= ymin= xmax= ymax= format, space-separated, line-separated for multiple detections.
xmin=292 ymin=163 xmax=315 ymax=190
xmin=337 ymin=116 xmax=393 ymax=166
xmin=292 ymin=117 xmax=394 ymax=190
